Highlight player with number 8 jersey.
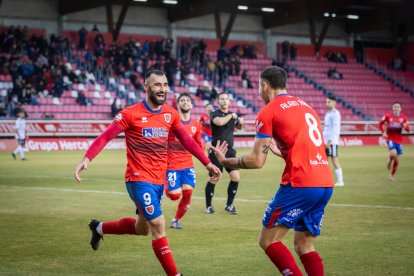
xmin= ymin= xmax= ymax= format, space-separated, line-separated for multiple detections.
xmin=210 ymin=66 xmax=334 ymax=275
xmin=255 ymin=94 xmax=333 ymax=187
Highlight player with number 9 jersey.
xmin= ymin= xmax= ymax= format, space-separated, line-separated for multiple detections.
xmin=256 ymin=94 xmax=334 ymax=188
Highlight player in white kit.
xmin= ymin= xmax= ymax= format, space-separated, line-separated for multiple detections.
xmin=323 ymin=96 xmax=344 ymax=186
xmin=11 ymin=111 xmax=27 ymax=161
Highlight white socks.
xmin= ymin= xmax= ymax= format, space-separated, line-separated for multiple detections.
xmin=335 ymin=168 xmax=343 ymax=184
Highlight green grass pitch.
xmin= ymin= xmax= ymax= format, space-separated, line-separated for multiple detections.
xmin=0 ymin=146 xmax=413 ymax=275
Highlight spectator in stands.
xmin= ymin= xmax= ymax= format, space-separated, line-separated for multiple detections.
xmin=290 ymin=43 xmax=297 ymax=60
xmin=111 ymin=97 xmax=123 ymax=117
xmin=327 ymin=67 xmax=343 ymax=80
xmin=130 ymin=73 xmax=144 ymax=91
xmin=326 ymin=51 xmax=347 ymax=63
xmin=76 ymin=90 xmax=92 ymax=106
xmin=391 ymin=57 xmax=403 ymax=71
xmin=241 ymin=70 xmax=253 ymax=89
xmin=281 ymin=40 xmax=289 ymax=62
xmin=42 ymin=112 xmax=55 ymax=119
xmin=78 ymin=26 xmax=88 ymax=50
xmin=91 ymin=24 xmax=99 ymax=32
xmin=196 ymin=81 xmax=217 ymax=103
xmin=178 ymin=61 xmax=190 ymax=87
xmin=234 ymin=56 xmax=241 ymax=76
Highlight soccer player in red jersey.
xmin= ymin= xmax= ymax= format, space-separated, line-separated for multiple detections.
xmin=74 ymin=70 xmax=221 ymax=276
xmin=199 ymin=103 xmax=213 ymax=150
xmin=211 ymin=66 xmax=334 ymax=276
xmin=166 ymin=93 xmax=203 ymax=229
xmin=378 ymin=102 xmax=410 ymax=181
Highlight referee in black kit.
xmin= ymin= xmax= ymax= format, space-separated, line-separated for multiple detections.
xmin=205 ymin=92 xmax=244 ymax=215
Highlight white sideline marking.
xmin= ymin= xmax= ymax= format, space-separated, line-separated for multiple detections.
xmin=0 ymin=184 xmax=413 ymax=211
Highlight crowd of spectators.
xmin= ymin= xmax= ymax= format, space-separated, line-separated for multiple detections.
xmin=325 ymin=51 xmax=348 ymax=63
xmin=0 ymin=25 xmax=262 ymax=118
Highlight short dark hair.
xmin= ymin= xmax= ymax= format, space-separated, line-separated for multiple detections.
xmin=144 ymin=70 xmax=165 ymax=83
xmin=327 ymin=96 xmax=336 ymax=101
xmin=218 ymin=91 xmax=229 ymax=99
xmin=260 ymin=66 xmax=287 ymax=90
xmin=393 ymin=101 xmax=402 ymax=106
xmin=177 ymin=92 xmax=192 ymax=102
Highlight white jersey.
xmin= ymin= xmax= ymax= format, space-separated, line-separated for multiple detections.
xmin=323 ymin=108 xmax=341 ymax=145
xmin=15 ymin=118 xmax=26 ymax=140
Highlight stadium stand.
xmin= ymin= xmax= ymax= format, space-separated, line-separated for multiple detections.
xmin=1 ymin=25 xmax=413 ymax=122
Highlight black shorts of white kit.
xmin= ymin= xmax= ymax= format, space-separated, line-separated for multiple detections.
xmin=17 ymin=139 xmax=26 ymax=146
xmin=208 ymin=147 xmax=239 ymax=176
xmin=325 ymin=144 xmax=339 ymax=157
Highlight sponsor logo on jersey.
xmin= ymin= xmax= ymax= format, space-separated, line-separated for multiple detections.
xmin=142 ymin=128 xmax=168 ymax=138
xmin=191 ymin=126 xmax=196 ymax=133
xmin=255 ymin=120 xmax=264 ymax=133
xmin=145 ymin=205 xmax=154 ymax=215
xmin=164 ymin=113 xmax=171 ymax=123
xmin=115 ymin=113 xmax=122 ymax=121
xmin=309 ymin=153 xmax=329 ymax=165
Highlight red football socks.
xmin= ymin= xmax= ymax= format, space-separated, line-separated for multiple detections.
xmin=265 ymin=242 xmax=303 ymax=275
xmin=102 ymin=217 xmax=136 ymax=235
xmin=300 ymin=251 xmax=324 ymax=276
xmin=175 ymin=189 xmax=192 ymax=220
xmin=152 ymin=237 xmax=179 ymax=276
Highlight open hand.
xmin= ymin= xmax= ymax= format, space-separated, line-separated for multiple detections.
xmin=210 ymin=140 xmax=228 ymax=163
xmin=269 ymin=139 xmax=282 ymax=157
xmin=74 ymin=157 xmax=90 ymax=182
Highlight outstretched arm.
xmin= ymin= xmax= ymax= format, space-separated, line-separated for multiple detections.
xmin=211 ymin=137 xmax=272 ymax=169
xmin=74 ymin=123 xmax=123 ymax=182
xmin=173 ymin=127 xmax=222 ymax=180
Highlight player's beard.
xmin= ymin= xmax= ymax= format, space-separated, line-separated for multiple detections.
xmin=148 ymin=86 xmax=167 ymax=106
xmin=180 ymin=107 xmax=190 ymax=114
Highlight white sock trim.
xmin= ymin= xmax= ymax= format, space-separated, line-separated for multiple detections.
xmin=96 ymin=222 xmax=104 ymax=236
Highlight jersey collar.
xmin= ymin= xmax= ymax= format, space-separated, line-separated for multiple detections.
xmin=181 ymin=119 xmax=192 ymax=125
xmin=142 ymin=100 xmax=162 ymax=114
xmin=276 ymin=93 xmax=289 ymax=97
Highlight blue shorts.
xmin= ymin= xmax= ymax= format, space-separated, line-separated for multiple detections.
xmin=125 ymin=181 xmax=164 ymax=221
xmin=387 ymin=141 xmax=403 ymax=155
xmin=202 ymin=133 xmax=212 ymax=143
xmin=166 ymin=168 xmax=196 ymax=191
xmin=262 ymin=183 xmax=333 ymax=236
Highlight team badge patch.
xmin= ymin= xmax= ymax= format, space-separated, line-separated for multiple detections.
xmin=191 ymin=126 xmax=196 ymax=133
xmin=170 ymin=181 xmax=176 ymax=187
xmin=145 ymin=205 xmax=154 ymax=215
xmin=164 ymin=114 xmax=171 ymax=123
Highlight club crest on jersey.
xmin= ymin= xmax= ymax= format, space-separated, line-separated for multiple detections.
xmin=142 ymin=116 xmax=148 ymax=123
xmin=170 ymin=181 xmax=176 ymax=187
xmin=191 ymin=126 xmax=196 ymax=133
xmin=145 ymin=205 xmax=154 ymax=215
xmin=164 ymin=113 xmax=171 ymax=123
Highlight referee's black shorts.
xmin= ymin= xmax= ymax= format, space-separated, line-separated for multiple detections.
xmin=325 ymin=144 xmax=339 ymax=157
xmin=208 ymin=147 xmax=239 ymax=175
